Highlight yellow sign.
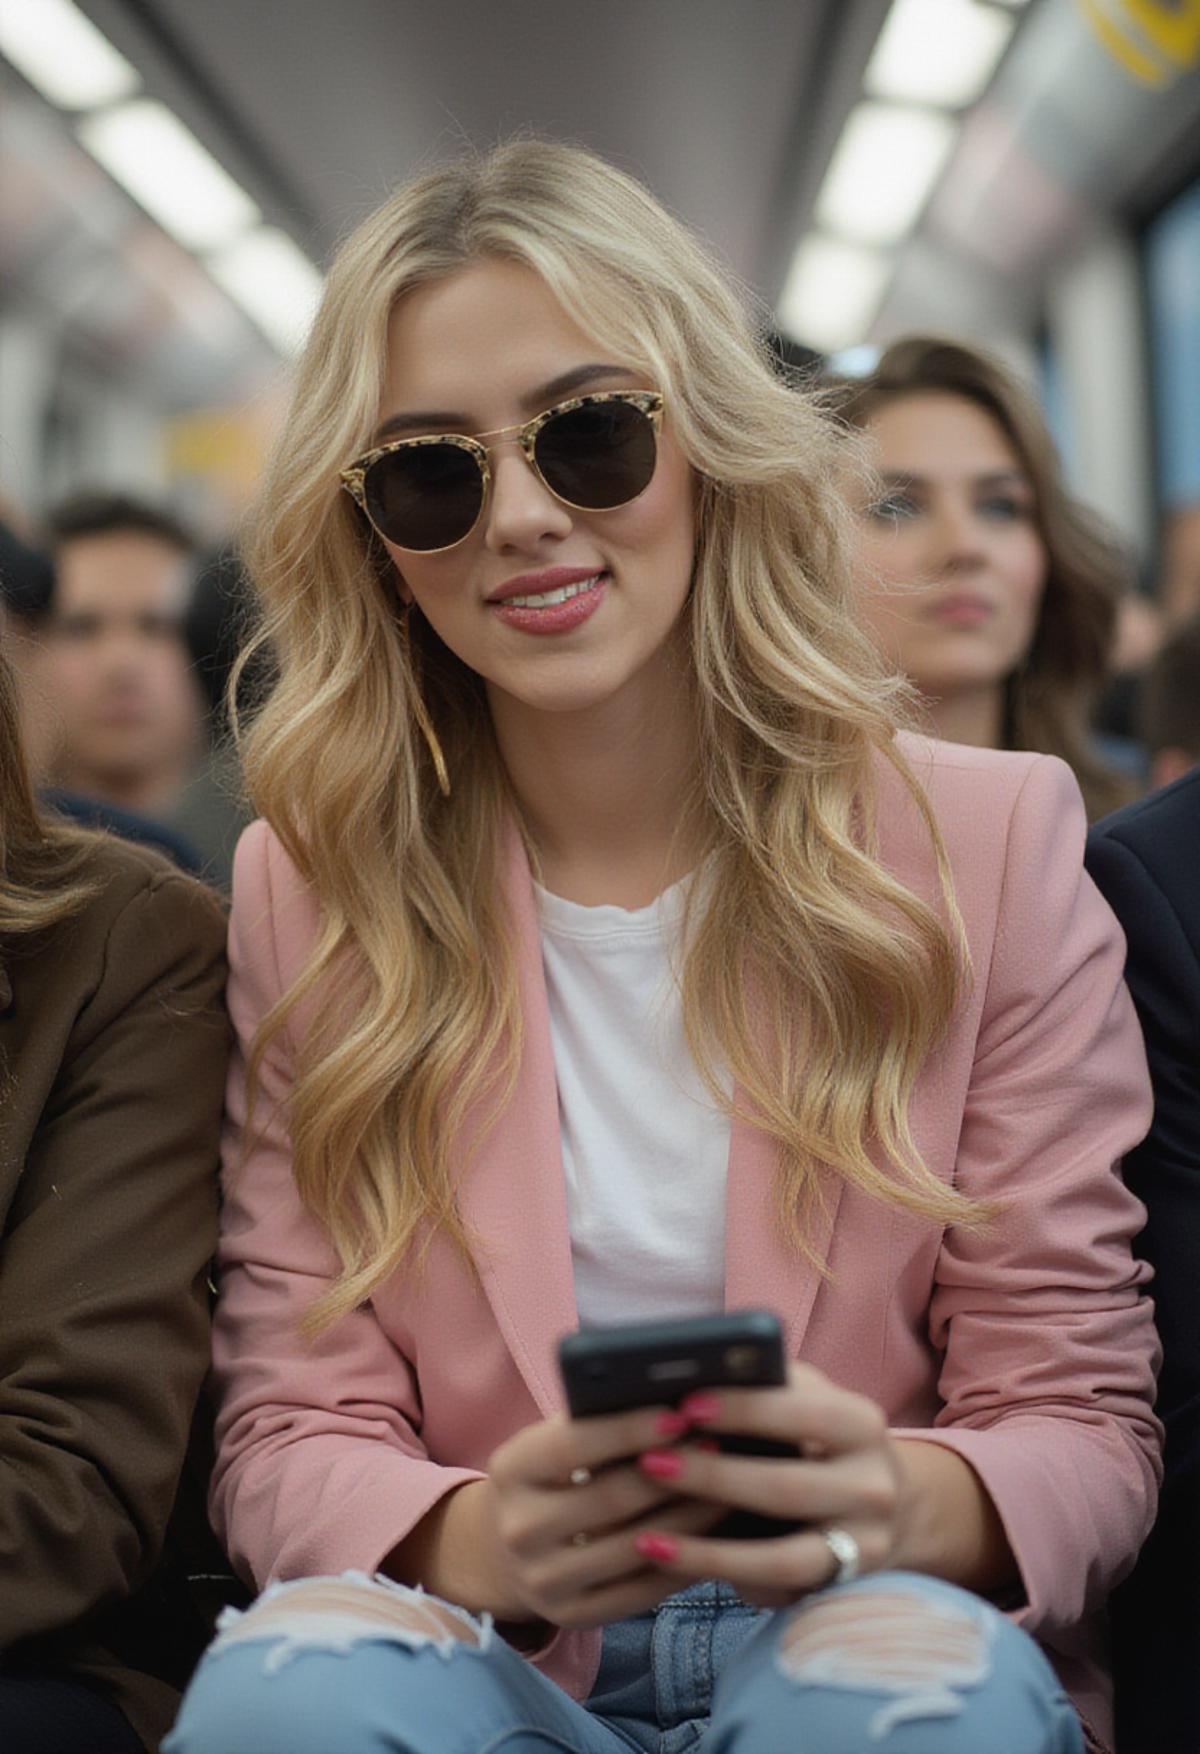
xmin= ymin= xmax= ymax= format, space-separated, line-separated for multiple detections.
xmin=1078 ymin=0 xmax=1200 ymax=85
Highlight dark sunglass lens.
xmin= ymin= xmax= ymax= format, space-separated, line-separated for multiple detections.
xmin=536 ymin=401 xmax=656 ymax=510
xmin=364 ymin=442 xmax=483 ymax=550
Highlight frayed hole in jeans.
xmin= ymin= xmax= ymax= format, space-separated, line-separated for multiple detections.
xmin=208 ymin=1572 xmax=493 ymax=1674
xmin=775 ymin=1585 xmax=994 ymax=1740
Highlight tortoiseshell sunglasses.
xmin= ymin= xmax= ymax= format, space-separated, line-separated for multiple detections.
xmin=340 ymin=390 xmax=664 ymax=553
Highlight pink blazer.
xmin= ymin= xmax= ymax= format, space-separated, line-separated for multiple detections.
xmin=210 ymin=736 xmax=1160 ymax=1741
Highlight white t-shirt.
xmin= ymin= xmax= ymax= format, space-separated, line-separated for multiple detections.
xmin=535 ymin=877 xmax=732 ymax=1327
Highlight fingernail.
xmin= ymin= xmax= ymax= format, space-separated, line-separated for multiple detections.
xmin=654 ymin=1409 xmax=689 ymax=1439
xmin=639 ymin=1449 xmax=685 ymax=1480
xmin=679 ymin=1391 xmax=721 ymax=1423
xmin=635 ymin=1532 xmax=679 ymax=1562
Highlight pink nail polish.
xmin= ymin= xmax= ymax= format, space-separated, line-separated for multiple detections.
xmin=640 ymin=1449 xmax=684 ymax=1480
xmin=635 ymin=1532 xmax=680 ymax=1562
xmin=679 ymin=1391 xmax=721 ymax=1423
xmin=654 ymin=1409 xmax=689 ymax=1439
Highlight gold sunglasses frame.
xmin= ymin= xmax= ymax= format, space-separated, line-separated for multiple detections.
xmin=340 ymin=390 xmax=664 ymax=553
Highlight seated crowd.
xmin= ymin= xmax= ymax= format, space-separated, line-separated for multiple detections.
xmin=0 ymin=143 xmax=1196 ymax=1754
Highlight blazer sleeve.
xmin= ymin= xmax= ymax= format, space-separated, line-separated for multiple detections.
xmin=209 ymin=822 xmax=485 ymax=1590
xmin=0 ymin=874 xmax=227 ymax=1651
xmin=895 ymin=756 xmax=1162 ymax=1634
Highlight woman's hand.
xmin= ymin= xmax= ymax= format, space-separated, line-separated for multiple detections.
xmin=625 ymin=1363 xmax=1015 ymax=1606
xmin=477 ymin=1405 xmax=727 ymax=1629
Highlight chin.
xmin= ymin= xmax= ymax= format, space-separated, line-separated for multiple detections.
xmin=918 ymin=662 xmax=1010 ymax=695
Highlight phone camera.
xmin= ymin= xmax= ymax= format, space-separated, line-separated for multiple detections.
xmin=724 ymin=1345 xmax=760 ymax=1375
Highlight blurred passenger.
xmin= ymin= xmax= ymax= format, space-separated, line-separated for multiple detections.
xmin=0 ymin=640 xmax=228 ymax=1753
xmin=170 ymin=545 xmax=266 ymax=890
xmin=1093 ymin=584 xmax=1163 ymax=758
xmin=0 ymin=517 xmax=59 ymax=781
xmin=765 ymin=329 xmax=823 ymax=384
xmin=3 ymin=513 xmax=201 ymax=868
xmin=40 ymin=493 xmax=207 ymax=849
xmin=1160 ymin=501 xmax=1200 ymax=628
xmin=1086 ymin=766 xmax=1200 ymax=1754
xmin=838 ymin=337 xmax=1137 ymax=821
xmin=1140 ymin=609 xmax=1200 ymax=791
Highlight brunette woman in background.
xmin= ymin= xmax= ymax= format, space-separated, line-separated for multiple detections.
xmin=840 ymin=336 xmax=1137 ymax=820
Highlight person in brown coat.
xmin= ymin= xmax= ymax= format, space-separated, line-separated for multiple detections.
xmin=0 ymin=634 xmax=229 ymax=1751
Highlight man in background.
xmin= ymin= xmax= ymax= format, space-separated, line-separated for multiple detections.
xmin=1086 ymin=761 xmax=1200 ymax=1753
xmin=1141 ymin=610 xmax=1200 ymax=791
xmin=41 ymin=493 xmax=207 ymax=835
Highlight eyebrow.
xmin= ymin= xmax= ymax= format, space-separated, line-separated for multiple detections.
xmin=371 ymin=363 xmax=636 ymax=444
xmin=878 ymin=468 xmax=1031 ymax=490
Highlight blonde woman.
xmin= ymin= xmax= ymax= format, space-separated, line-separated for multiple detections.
xmin=167 ymin=145 xmax=1157 ymax=1754
xmin=838 ymin=337 xmax=1137 ymax=822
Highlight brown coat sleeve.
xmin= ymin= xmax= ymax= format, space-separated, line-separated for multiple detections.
xmin=0 ymin=868 xmax=228 ymax=1651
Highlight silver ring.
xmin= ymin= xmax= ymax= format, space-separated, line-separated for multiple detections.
xmin=819 ymin=1526 xmax=860 ymax=1587
xmin=571 ymin=1529 xmax=591 ymax=1547
xmin=568 ymin=1466 xmax=592 ymax=1488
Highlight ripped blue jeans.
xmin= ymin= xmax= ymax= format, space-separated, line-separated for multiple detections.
xmin=164 ymin=1569 xmax=1084 ymax=1753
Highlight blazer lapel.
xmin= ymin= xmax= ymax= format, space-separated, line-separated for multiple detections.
xmin=456 ymin=823 xmax=578 ymax=1419
xmin=723 ymin=1095 xmax=844 ymax=1361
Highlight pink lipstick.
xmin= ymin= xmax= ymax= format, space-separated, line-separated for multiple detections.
xmin=488 ymin=568 xmax=607 ymax=635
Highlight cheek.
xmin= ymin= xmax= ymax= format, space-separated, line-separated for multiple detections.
xmin=854 ymin=533 xmax=932 ymax=647
xmin=147 ymin=648 xmax=188 ymax=693
xmin=382 ymin=549 xmax=457 ymax=619
xmin=855 ymin=509 xmax=912 ymax=565
xmin=856 ymin=591 xmax=922 ymax=672
xmin=619 ymin=441 xmax=695 ymax=565
xmin=54 ymin=651 xmax=93 ymax=693
xmin=634 ymin=488 xmax=695 ymax=595
xmin=1000 ymin=535 xmax=1048 ymax=623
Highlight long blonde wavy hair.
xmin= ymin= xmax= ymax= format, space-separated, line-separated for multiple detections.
xmin=239 ymin=141 xmax=984 ymax=1331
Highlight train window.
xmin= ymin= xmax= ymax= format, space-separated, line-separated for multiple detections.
xmin=1144 ymin=179 xmax=1200 ymax=511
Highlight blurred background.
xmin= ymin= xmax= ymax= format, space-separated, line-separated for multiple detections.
xmin=4 ymin=0 xmax=1198 ymax=552
xmin=1 ymin=0 xmax=1198 ymax=877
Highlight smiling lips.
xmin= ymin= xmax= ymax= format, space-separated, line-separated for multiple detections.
xmin=928 ymin=593 xmax=993 ymax=627
xmin=487 ymin=566 xmax=608 ymax=635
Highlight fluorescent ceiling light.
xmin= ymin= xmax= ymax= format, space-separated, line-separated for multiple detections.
xmin=776 ymin=235 xmax=892 ymax=354
xmin=865 ymin=0 xmax=1016 ymax=108
xmin=828 ymin=343 xmax=882 ymax=378
xmin=0 ymin=0 xmax=140 ymax=108
xmin=78 ymin=99 xmax=260 ymax=251
xmin=208 ymin=228 xmax=323 ymax=355
xmin=815 ymin=102 xmax=957 ymax=246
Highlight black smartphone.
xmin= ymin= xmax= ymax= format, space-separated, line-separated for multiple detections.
xmin=557 ymin=1309 xmax=799 ymax=1539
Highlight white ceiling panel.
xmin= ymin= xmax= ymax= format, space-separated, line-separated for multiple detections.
xmin=73 ymin=0 xmax=881 ymax=295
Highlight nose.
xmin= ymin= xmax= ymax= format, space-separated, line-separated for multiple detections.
xmin=97 ymin=625 xmax=143 ymax=677
xmin=482 ymin=441 xmax=574 ymax=554
xmin=926 ymin=498 xmax=987 ymax=576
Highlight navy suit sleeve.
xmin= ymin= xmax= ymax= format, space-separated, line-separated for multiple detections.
xmin=1085 ymin=825 xmax=1200 ymax=1754
xmin=1085 ymin=831 xmax=1200 ymax=1436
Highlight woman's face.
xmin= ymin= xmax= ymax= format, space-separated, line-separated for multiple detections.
xmin=853 ymin=391 xmax=1048 ymax=710
xmin=373 ymin=258 xmax=696 ymax=730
